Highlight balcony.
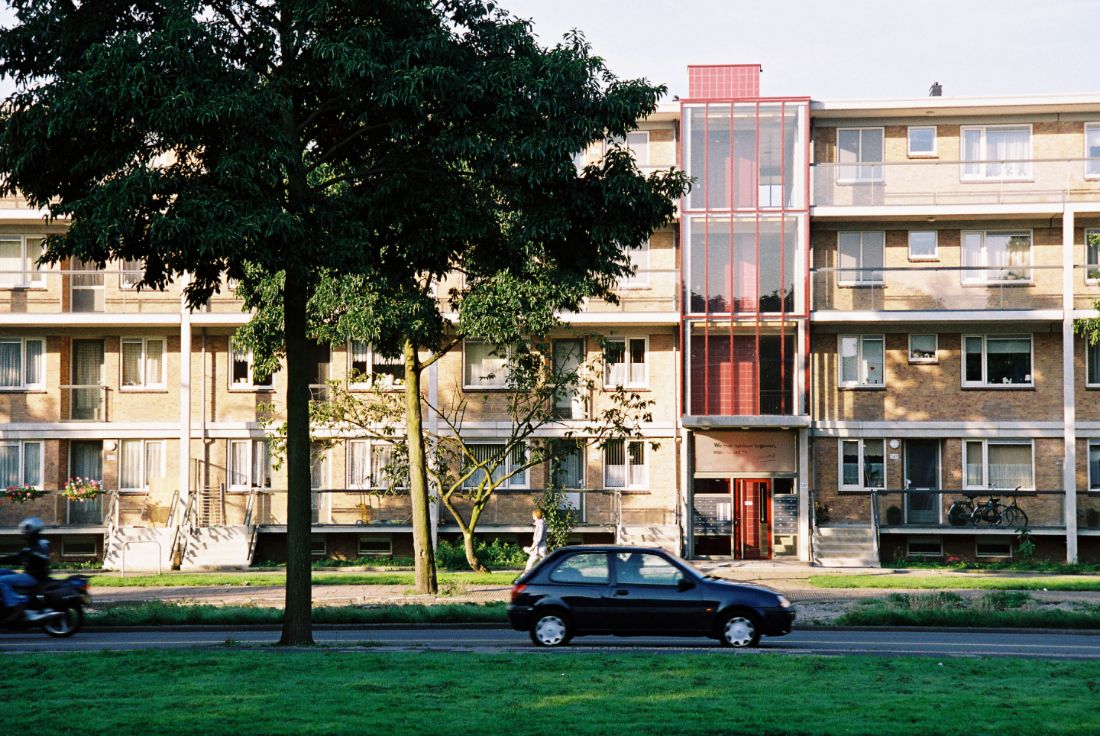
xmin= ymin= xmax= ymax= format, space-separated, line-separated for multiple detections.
xmin=862 ymin=489 xmax=1071 ymax=534
xmin=812 ymin=158 xmax=1100 ymax=212
xmin=0 ymin=491 xmax=109 ymax=529
xmin=60 ymin=385 xmax=109 ymax=421
xmin=811 ymin=265 xmax=1068 ymax=316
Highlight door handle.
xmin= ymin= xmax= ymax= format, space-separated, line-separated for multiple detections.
xmin=613 ymin=589 xmax=630 ymax=597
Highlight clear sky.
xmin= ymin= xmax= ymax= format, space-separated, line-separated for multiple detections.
xmin=499 ymin=0 xmax=1100 ymax=100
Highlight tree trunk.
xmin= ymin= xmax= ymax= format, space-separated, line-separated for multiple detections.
xmin=404 ymin=340 xmax=438 ymax=594
xmin=462 ymin=529 xmax=490 ymax=573
xmin=279 ymin=278 xmax=314 ymax=645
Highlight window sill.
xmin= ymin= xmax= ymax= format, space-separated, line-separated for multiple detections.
xmin=604 ymin=384 xmax=649 ymax=391
xmin=836 ymin=178 xmax=885 ymax=186
xmin=118 ymin=387 xmax=168 ymax=393
xmin=961 ymin=384 xmax=1035 ymax=390
xmin=603 ymin=488 xmax=650 ymax=494
xmin=461 ymin=385 xmax=511 ymax=392
xmin=907 ymin=153 xmax=938 ymax=159
xmin=0 ymin=285 xmax=48 ymax=291
xmin=0 ymin=388 xmax=46 ymax=393
xmin=837 ymin=282 xmax=885 ymax=288
xmin=349 ymin=384 xmax=405 ymax=393
xmin=908 ymin=359 xmax=938 ymax=365
xmin=908 ymin=256 xmax=939 ymax=262
xmin=228 ymin=387 xmax=275 ymax=393
xmin=838 ymin=385 xmax=885 ymax=391
xmin=959 ymin=176 xmax=1034 ymax=184
xmin=960 ymin=281 xmax=1033 ymax=288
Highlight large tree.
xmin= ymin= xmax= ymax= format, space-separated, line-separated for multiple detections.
xmin=0 ymin=0 xmax=686 ymax=644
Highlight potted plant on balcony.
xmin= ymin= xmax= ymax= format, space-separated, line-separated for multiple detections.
xmin=62 ymin=477 xmax=104 ymax=502
xmin=1 ymin=485 xmax=46 ymax=504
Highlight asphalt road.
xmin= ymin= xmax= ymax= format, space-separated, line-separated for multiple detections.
xmin=3 ymin=627 xmax=1100 ymax=659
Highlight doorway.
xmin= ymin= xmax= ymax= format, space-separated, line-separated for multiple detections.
xmin=904 ymin=440 xmax=940 ymax=525
xmin=691 ymin=478 xmax=773 ymax=559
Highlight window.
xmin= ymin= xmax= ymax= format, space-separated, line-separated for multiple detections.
xmin=348 ymin=341 xmax=405 ymax=388
xmin=0 ymin=236 xmax=46 ymax=288
xmin=358 ymin=535 xmax=393 ymax=557
xmin=976 ymin=537 xmax=1013 ymax=559
xmin=463 ymin=443 xmax=528 ymax=489
xmin=1089 ymin=444 xmax=1100 ymax=491
xmin=0 ymin=441 xmax=42 ymax=489
xmin=61 ymin=537 xmax=98 ymax=558
xmin=606 ymin=131 xmax=649 ymax=168
xmin=615 ymin=552 xmax=683 ymax=586
xmin=229 ymin=439 xmax=272 ymax=491
xmin=119 ymin=259 xmax=143 ymax=289
xmin=310 ymin=536 xmax=327 ymax=557
xmin=230 ymin=346 xmax=273 ymax=389
xmin=962 ymin=231 xmax=1031 ymax=283
xmin=618 ymin=240 xmax=650 ymax=288
xmin=906 ymin=537 xmax=943 ymax=558
xmin=307 ymin=342 xmax=331 ymax=400
xmin=1085 ymin=123 xmax=1100 ymax=178
xmin=549 ymin=552 xmax=609 ymax=584
xmin=908 ymin=334 xmax=938 ymax=364
xmin=121 ymin=337 xmax=165 ymax=388
xmin=1086 ymin=229 xmax=1100 ymax=282
xmin=463 ymin=340 xmax=509 ymax=388
xmin=119 ymin=440 xmax=165 ymax=492
xmin=961 ymin=125 xmax=1031 ymax=179
xmin=964 ymin=440 xmax=1034 ymax=490
xmin=0 ymin=338 xmax=44 ymax=390
xmin=836 ymin=127 xmax=883 ymax=182
xmin=963 ymin=335 xmax=1032 ymax=386
xmin=839 ymin=439 xmax=885 ymax=490
xmin=604 ymin=337 xmax=647 ymax=388
xmin=349 ymin=441 xmax=406 ymax=491
xmin=604 ymin=440 xmax=646 ymax=489
xmin=310 ymin=443 xmax=328 ymax=490
xmin=1088 ymin=340 xmax=1100 ymax=387
xmin=907 ymin=126 xmax=936 ymax=157
xmin=838 ymin=232 xmax=884 ymax=285
xmin=572 ymin=149 xmax=587 ymax=170
xmin=838 ymin=335 xmax=884 ymax=387
xmin=908 ymin=231 xmax=938 ymax=261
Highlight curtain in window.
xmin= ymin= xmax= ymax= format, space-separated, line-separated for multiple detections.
xmin=120 ymin=440 xmax=144 ymax=490
xmin=71 ymin=441 xmax=103 ymax=480
xmin=965 ymin=442 xmax=984 ymax=486
xmin=231 ymin=347 xmax=250 ymax=385
xmin=465 ymin=342 xmax=507 ymax=386
xmin=0 ymin=239 xmax=22 ymax=287
xmin=145 ymin=340 xmax=164 ymax=384
xmin=0 ymin=342 xmax=20 ymax=387
xmin=0 ymin=444 xmax=19 ymax=487
xmin=22 ymin=442 xmax=40 ymax=487
xmin=370 ymin=444 xmax=399 ymax=488
xmin=145 ymin=442 xmax=163 ymax=484
xmin=309 ymin=444 xmax=327 ymax=490
xmin=349 ymin=341 xmax=369 ymax=379
xmin=464 ymin=444 xmax=505 ymax=488
xmin=555 ymin=444 xmax=584 ymax=489
xmin=24 ymin=340 xmax=42 ymax=386
xmin=986 ymin=128 xmax=1030 ymax=178
xmin=628 ymin=340 xmax=646 ymax=385
xmin=252 ymin=441 xmax=271 ymax=487
xmin=841 ymin=440 xmax=860 ymax=486
xmin=863 ymin=440 xmax=885 ymax=489
xmin=604 ymin=440 xmax=626 ymax=488
xmin=229 ymin=441 xmax=249 ymax=487
xmin=988 ymin=444 xmax=1032 ymax=489
xmin=348 ymin=441 xmax=370 ymax=488
xmin=121 ymin=341 xmax=143 ymax=385
xmin=627 ymin=442 xmax=645 ymax=487
xmin=861 ymin=337 xmax=884 ymax=385
xmin=605 ymin=342 xmax=626 ymax=386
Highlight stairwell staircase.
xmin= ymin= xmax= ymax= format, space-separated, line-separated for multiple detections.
xmin=812 ymin=525 xmax=880 ymax=567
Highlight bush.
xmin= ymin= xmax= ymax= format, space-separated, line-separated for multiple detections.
xmin=435 ymin=538 xmax=527 ymax=571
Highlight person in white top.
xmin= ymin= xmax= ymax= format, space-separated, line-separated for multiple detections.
xmin=523 ymin=509 xmax=548 ymax=572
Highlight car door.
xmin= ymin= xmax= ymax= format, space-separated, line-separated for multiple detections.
xmin=544 ymin=551 xmax=613 ymax=632
xmin=604 ymin=551 xmax=703 ymax=633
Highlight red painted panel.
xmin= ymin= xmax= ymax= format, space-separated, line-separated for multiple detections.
xmin=688 ymin=64 xmax=762 ymax=100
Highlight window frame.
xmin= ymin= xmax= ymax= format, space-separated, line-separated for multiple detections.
xmin=548 ymin=551 xmax=611 ymax=585
xmin=907 ymin=230 xmax=938 ymax=261
xmin=603 ymin=336 xmax=648 ymax=389
xmin=618 ymin=239 xmax=651 ymax=289
xmin=907 ymin=126 xmax=937 ymax=157
xmin=962 ymin=439 xmax=1035 ymax=491
xmin=975 ymin=537 xmax=1013 ymax=559
xmin=118 ymin=439 xmax=166 ymax=493
xmin=1085 ymin=228 xmax=1100 ymax=284
xmin=837 ymin=334 xmax=885 ymax=388
xmin=906 ymin=536 xmax=943 ymax=558
xmin=908 ymin=334 xmax=938 ymax=365
xmin=1087 ymin=338 xmax=1100 ymax=388
xmin=462 ymin=340 xmax=511 ymax=390
xmin=960 ymin=230 xmax=1033 ymax=285
xmin=462 ymin=442 xmax=529 ymax=490
xmin=604 ymin=131 xmax=650 ymax=168
xmin=0 ymin=235 xmax=47 ymax=289
xmin=357 ymin=535 xmax=393 ymax=557
xmin=0 ymin=440 xmax=44 ymax=489
xmin=603 ymin=439 xmax=647 ymax=490
xmin=119 ymin=336 xmax=166 ymax=390
xmin=228 ymin=439 xmax=273 ymax=492
xmin=959 ymin=124 xmax=1033 ymax=181
xmin=838 ymin=438 xmax=886 ymax=492
xmin=836 ymin=127 xmax=884 ymax=184
xmin=837 ymin=231 xmax=885 ymax=286
xmin=229 ymin=345 xmax=274 ymax=391
xmin=0 ymin=337 xmax=45 ymax=391
xmin=119 ymin=259 xmax=143 ymax=289
xmin=1088 ymin=442 xmax=1100 ymax=492
xmin=1085 ymin=123 xmax=1100 ymax=180
xmin=348 ymin=340 xmax=406 ymax=390
xmin=961 ymin=334 xmax=1034 ymax=388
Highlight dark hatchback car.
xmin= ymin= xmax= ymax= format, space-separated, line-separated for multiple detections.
xmin=508 ymin=545 xmax=795 ymax=648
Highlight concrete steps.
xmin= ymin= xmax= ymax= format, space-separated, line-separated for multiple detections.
xmin=813 ymin=525 xmax=879 ymax=567
xmin=180 ymin=525 xmax=252 ymax=570
xmin=617 ymin=524 xmax=679 ymax=554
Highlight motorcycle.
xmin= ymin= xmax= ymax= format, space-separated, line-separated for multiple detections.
xmin=0 ymin=569 xmax=90 ymax=637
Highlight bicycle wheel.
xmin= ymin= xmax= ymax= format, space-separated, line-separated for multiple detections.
xmin=1002 ymin=506 xmax=1028 ymax=528
xmin=947 ymin=502 xmax=972 ymax=527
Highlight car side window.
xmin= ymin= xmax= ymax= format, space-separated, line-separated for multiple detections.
xmin=548 ymin=553 xmax=610 ymax=584
xmin=615 ymin=552 xmax=683 ymax=586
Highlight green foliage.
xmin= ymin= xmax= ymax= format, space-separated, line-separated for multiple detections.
xmin=812 ymin=573 xmax=1100 ymax=591
xmin=1016 ymin=527 xmax=1037 ymax=560
xmin=435 ymin=538 xmax=527 ymax=571
xmin=840 ymin=591 xmax=1100 ymax=629
xmin=536 ymin=486 xmax=578 ymax=551
xmin=88 ymin=601 xmax=507 ymax=627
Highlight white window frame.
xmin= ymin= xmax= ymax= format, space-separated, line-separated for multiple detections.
xmin=837 ymin=231 xmax=885 ymax=286
xmin=603 ymin=439 xmax=647 ymax=490
xmin=228 ymin=439 xmax=273 ymax=492
xmin=604 ymin=337 xmax=648 ymax=389
xmin=962 ymin=334 xmax=1033 ymax=388
xmin=963 ymin=439 xmax=1035 ymax=491
xmin=1085 ymin=123 xmax=1100 ymax=179
xmin=119 ymin=259 xmax=143 ymax=289
xmin=0 ymin=337 xmax=45 ymax=391
xmin=348 ymin=340 xmax=405 ymax=390
xmin=908 ymin=334 xmax=938 ymax=365
xmin=838 ymin=438 xmax=886 ymax=491
xmin=0 ymin=235 xmax=47 ymax=288
xmin=838 ymin=335 xmax=885 ymax=388
xmin=960 ymin=124 xmax=1032 ymax=181
xmin=120 ymin=337 xmax=166 ymax=389
xmin=836 ymin=127 xmax=884 ymax=183
xmin=605 ymin=131 xmax=649 ymax=168
xmin=1085 ymin=228 xmax=1100 ymax=284
xmin=1087 ymin=339 xmax=1100 ymax=388
xmin=906 ymin=536 xmax=943 ymax=558
xmin=229 ymin=346 xmax=273 ymax=390
xmin=462 ymin=442 xmax=529 ymax=490
xmin=1088 ymin=442 xmax=1100 ymax=492
xmin=347 ymin=440 xmax=406 ymax=491
xmin=462 ymin=340 xmax=511 ymax=390
xmin=0 ymin=440 xmax=43 ymax=489
xmin=907 ymin=231 xmax=938 ymax=261
xmin=118 ymin=439 xmax=166 ymax=493
xmin=618 ymin=240 xmax=651 ymax=289
xmin=907 ymin=126 xmax=937 ymax=157
xmin=961 ymin=230 xmax=1033 ymax=285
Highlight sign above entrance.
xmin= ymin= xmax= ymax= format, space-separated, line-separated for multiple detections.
xmin=695 ymin=431 xmax=796 ymax=473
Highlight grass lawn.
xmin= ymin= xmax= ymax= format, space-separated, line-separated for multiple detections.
xmin=88 ymin=601 xmax=506 ymax=626
xmin=810 ymin=574 xmax=1100 ymax=591
xmin=837 ymin=591 xmax=1100 ymax=629
xmin=84 ymin=570 xmax=517 ymax=588
xmin=3 ymin=650 xmax=1097 ymax=735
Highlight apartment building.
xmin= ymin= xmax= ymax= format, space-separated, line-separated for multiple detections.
xmin=2 ymin=63 xmax=1099 ymax=567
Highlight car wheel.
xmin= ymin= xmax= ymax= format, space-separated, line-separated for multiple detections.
xmin=529 ymin=611 xmax=571 ymax=648
xmin=719 ymin=611 xmax=761 ymax=648
xmin=42 ymin=605 xmax=83 ymax=638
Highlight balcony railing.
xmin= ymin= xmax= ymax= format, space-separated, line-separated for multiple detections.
xmin=60 ymin=385 xmax=109 ymax=421
xmin=0 ymin=490 xmax=111 ymax=528
xmin=812 ymin=158 xmax=1100 ymax=208
xmin=864 ymin=489 xmax=1069 ymax=531
xmin=811 ymin=265 xmax=1065 ymax=313
xmin=575 ymin=269 xmax=678 ymax=314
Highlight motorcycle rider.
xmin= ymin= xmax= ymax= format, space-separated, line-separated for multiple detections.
xmin=0 ymin=517 xmax=55 ymax=624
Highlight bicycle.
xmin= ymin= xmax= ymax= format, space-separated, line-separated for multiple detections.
xmin=946 ymin=488 xmax=1029 ymax=527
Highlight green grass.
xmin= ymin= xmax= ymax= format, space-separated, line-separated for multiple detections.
xmin=810 ymin=573 xmax=1100 ymax=591
xmin=88 ymin=601 xmax=507 ymax=627
xmin=837 ymin=591 xmax=1100 ymax=629
xmin=3 ymin=651 xmax=1098 ymax=735
xmin=85 ymin=570 xmax=517 ymax=588
xmin=886 ymin=559 xmax=1100 ymax=574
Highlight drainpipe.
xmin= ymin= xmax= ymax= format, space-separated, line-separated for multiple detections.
xmin=1063 ymin=208 xmax=1078 ymax=563
xmin=175 ymin=274 xmax=192 ymax=567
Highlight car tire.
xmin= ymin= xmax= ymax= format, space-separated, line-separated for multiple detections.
xmin=718 ymin=611 xmax=761 ymax=648
xmin=529 ymin=610 xmax=572 ymax=648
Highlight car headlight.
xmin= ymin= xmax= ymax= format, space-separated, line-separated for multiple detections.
xmin=777 ymin=595 xmax=792 ymax=609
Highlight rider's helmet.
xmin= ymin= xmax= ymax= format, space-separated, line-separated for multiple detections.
xmin=17 ymin=517 xmax=43 ymax=540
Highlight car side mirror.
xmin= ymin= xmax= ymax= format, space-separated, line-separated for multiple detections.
xmin=677 ymin=577 xmax=695 ymax=592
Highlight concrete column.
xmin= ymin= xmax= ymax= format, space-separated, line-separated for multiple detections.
xmin=679 ymin=427 xmax=691 ymax=557
xmin=1063 ymin=208 xmax=1078 ymax=563
xmin=428 ymin=353 xmax=439 ymax=551
xmin=177 ymin=276 xmax=192 ymax=538
xmin=798 ymin=427 xmax=811 ymax=562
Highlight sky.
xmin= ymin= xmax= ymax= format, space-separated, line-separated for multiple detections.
xmin=1 ymin=1 xmax=1098 ymax=100
xmin=499 ymin=0 xmax=1100 ymax=100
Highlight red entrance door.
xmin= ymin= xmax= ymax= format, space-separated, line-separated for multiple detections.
xmin=734 ymin=479 xmax=772 ymax=560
